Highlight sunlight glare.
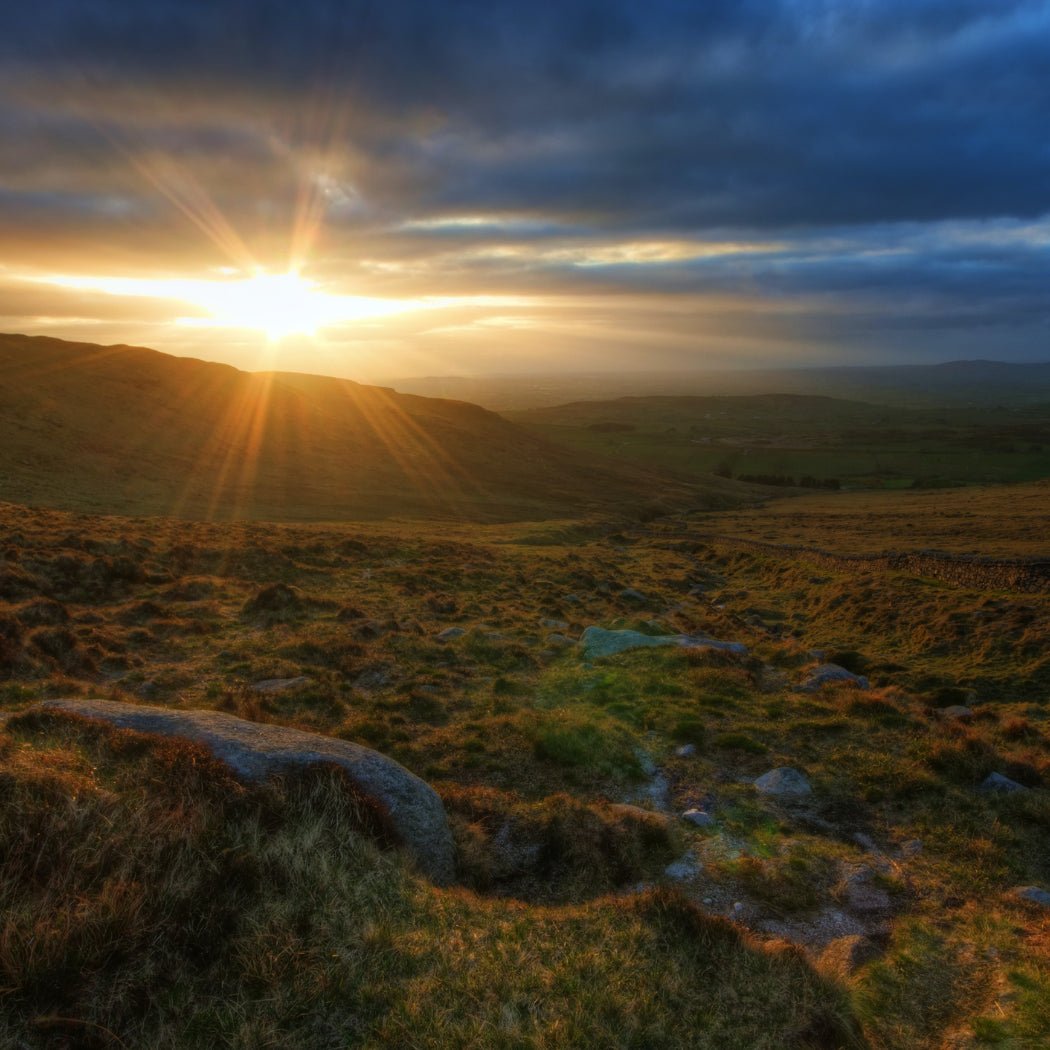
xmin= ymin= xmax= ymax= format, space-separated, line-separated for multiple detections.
xmin=30 ymin=270 xmax=442 ymax=341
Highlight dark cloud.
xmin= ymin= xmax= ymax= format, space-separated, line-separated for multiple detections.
xmin=0 ymin=0 xmax=1048 ymax=368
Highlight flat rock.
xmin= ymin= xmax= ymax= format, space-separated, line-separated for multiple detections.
xmin=981 ymin=772 xmax=1027 ymax=793
xmin=37 ymin=698 xmax=454 ymax=885
xmin=619 ymin=588 xmax=648 ymax=603
xmin=682 ymin=808 xmax=716 ymax=829
xmin=842 ymin=869 xmax=892 ymax=915
xmin=436 ymin=626 xmax=466 ymax=641
xmin=1007 ymin=886 xmax=1050 ymax=909
xmin=938 ymin=705 xmax=974 ymax=721
xmin=664 ymin=851 xmax=702 ymax=880
xmin=580 ymin=626 xmax=746 ymax=660
xmin=755 ymin=767 xmax=812 ymax=797
xmin=802 ymin=664 xmax=869 ymax=691
xmin=250 ymin=676 xmax=311 ymax=694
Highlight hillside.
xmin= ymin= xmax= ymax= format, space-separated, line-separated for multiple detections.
xmin=506 ymin=394 xmax=1050 ymax=490
xmin=390 ymin=362 xmax=1050 ymax=411
xmin=0 ymin=334 xmax=748 ymax=522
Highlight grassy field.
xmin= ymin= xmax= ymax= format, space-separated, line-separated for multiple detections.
xmin=1 ymin=484 xmax=1049 ymax=1047
xmin=685 ymin=482 xmax=1050 ymax=558
xmin=0 ymin=334 xmax=749 ymax=522
xmin=507 ymin=395 xmax=1050 ymax=490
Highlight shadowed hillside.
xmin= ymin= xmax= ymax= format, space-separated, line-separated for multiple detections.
xmin=0 ymin=334 xmax=748 ymax=521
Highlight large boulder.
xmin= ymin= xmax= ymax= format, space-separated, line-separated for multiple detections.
xmin=580 ymin=626 xmax=746 ymax=660
xmin=37 ymin=698 xmax=454 ymax=884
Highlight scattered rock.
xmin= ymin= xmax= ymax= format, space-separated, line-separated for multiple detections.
xmin=754 ymin=767 xmax=812 ymax=797
xmin=545 ymin=633 xmax=575 ymax=648
xmin=352 ymin=667 xmax=390 ymax=691
xmin=898 ymin=839 xmax=923 ymax=859
xmin=819 ymin=934 xmax=882 ymax=977
xmin=619 ymin=587 xmax=648 ymax=603
xmin=634 ymin=748 xmax=658 ymax=777
xmin=851 ymin=832 xmax=880 ymax=854
xmin=242 ymin=583 xmax=306 ymax=617
xmin=580 ymin=626 xmax=746 ymax=660
xmin=675 ymin=743 xmax=697 ymax=758
xmin=802 ymin=664 xmax=869 ymax=691
xmin=664 ymin=851 xmax=702 ymax=880
xmin=682 ymin=808 xmax=716 ymax=829
xmin=251 ymin=676 xmax=311 ymax=694
xmin=37 ymin=698 xmax=455 ymax=884
xmin=1007 ymin=886 xmax=1050 ymax=909
xmin=841 ymin=868 xmax=892 ymax=915
xmin=540 ymin=618 xmax=569 ymax=631
xmin=436 ymin=626 xmax=466 ymax=642
xmin=980 ymin=772 xmax=1027 ymax=793
xmin=939 ymin=705 xmax=975 ymax=721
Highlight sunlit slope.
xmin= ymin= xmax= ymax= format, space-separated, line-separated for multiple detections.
xmin=0 ymin=333 xmax=743 ymax=520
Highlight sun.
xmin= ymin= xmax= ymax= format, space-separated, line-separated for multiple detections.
xmin=31 ymin=268 xmax=446 ymax=341
xmin=187 ymin=271 xmax=338 ymax=340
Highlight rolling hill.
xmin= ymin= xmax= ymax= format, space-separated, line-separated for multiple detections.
xmin=0 ymin=333 xmax=746 ymax=521
xmin=506 ymin=393 xmax=1050 ymax=489
xmin=390 ymin=361 xmax=1050 ymax=411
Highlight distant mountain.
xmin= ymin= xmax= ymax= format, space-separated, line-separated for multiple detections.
xmin=387 ymin=362 xmax=1050 ymax=411
xmin=0 ymin=333 xmax=743 ymax=521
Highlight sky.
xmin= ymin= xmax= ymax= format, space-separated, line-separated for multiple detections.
xmin=1 ymin=0 xmax=1048 ymax=380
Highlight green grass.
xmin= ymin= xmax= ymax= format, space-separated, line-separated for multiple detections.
xmin=1 ymin=484 xmax=1049 ymax=1047
xmin=0 ymin=715 xmax=861 ymax=1049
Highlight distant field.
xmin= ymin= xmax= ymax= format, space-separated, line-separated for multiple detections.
xmin=508 ymin=395 xmax=1050 ymax=490
xmin=686 ymin=482 xmax=1050 ymax=559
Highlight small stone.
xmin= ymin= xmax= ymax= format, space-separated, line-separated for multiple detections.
xmin=664 ymin=851 xmax=702 ymax=880
xmin=980 ymin=772 xmax=1027 ymax=793
xmin=939 ymin=705 xmax=974 ymax=721
xmin=436 ymin=626 xmax=466 ymax=641
xmin=540 ymin=618 xmax=569 ymax=631
xmin=545 ymin=632 xmax=575 ymax=648
xmin=682 ymin=808 xmax=716 ymax=828
xmin=852 ymin=832 xmax=880 ymax=854
xmin=899 ymin=839 xmax=923 ymax=859
xmin=250 ymin=676 xmax=311 ymax=693
xmin=802 ymin=664 xmax=869 ymax=691
xmin=843 ymin=869 xmax=892 ymax=915
xmin=1007 ymin=886 xmax=1050 ymax=909
xmin=620 ymin=588 xmax=648 ymax=603
xmin=352 ymin=668 xmax=390 ymax=691
xmin=754 ymin=767 xmax=812 ymax=797
xmin=675 ymin=743 xmax=697 ymax=758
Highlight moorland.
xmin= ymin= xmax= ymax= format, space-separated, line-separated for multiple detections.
xmin=0 ymin=335 xmax=1048 ymax=1049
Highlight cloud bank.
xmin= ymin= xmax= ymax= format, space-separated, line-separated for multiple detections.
xmin=0 ymin=0 xmax=1048 ymax=375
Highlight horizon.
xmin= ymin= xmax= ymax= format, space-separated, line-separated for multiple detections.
xmin=1 ymin=3 xmax=1049 ymax=382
